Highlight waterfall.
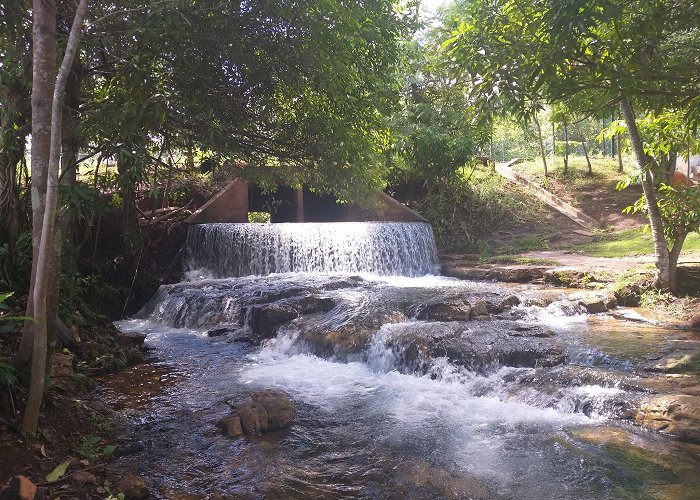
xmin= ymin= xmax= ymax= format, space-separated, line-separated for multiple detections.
xmin=185 ymin=222 xmax=440 ymax=278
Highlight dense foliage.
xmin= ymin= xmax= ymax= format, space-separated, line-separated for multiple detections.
xmin=443 ymin=0 xmax=700 ymax=290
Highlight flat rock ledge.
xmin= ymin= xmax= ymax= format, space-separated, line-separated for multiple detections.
xmin=441 ymin=259 xmax=611 ymax=289
xmin=634 ymin=395 xmax=700 ymax=444
xmin=217 ymin=389 xmax=294 ymax=438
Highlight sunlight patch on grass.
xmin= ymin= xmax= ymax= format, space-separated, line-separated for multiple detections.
xmin=574 ymin=229 xmax=700 ymax=258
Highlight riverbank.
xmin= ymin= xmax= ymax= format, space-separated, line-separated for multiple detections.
xmin=440 ymin=252 xmax=700 ymax=327
xmin=0 ymin=324 xmax=147 ymax=498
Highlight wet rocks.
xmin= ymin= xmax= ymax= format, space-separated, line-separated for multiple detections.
xmin=217 ymin=389 xmax=294 ymax=438
xmin=218 ymin=413 xmax=244 ymax=437
xmin=245 ymin=295 xmax=336 ymax=338
xmin=411 ymin=298 xmax=472 ymax=322
xmin=116 ymin=330 xmax=147 ymax=348
xmin=246 ymin=303 xmax=298 ymax=336
xmin=206 ymin=327 xmax=235 ymax=337
xmin=469 ymin=301 xmax=489 ymax=320
xmin=571 ymin=292 xmax=617 ymax=314
xmin=441 ymin=265 xmax=546 ymax=283
xmin=301 ymin=311 xmax=407 ymax=359
xmin=489 ymin=295 xmax=521 ymax=314
xmin=578 ymin=298 xmax=607 ymax=314
xmin=648 ymin=351 xmax=700 ymax=373
xmin=634 ymin=395 xmax=700 ymax=443
xmin=544 ymin=268 xmax=597 ymax=287
xmin=439 ymin=331 xmax=565 ymax=371
xmin=376 ymin=321 xmax=565 ymax=374
xmin=409 ymin=296 xmax=503 ymax=322
xmin=0 ymin=475 xmax=37 ymax=500
xmin=116 ymin=474 xmax=150 ymax=499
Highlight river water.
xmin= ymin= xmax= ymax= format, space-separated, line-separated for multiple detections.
xmin=103 ymin=223 xmax=700 ymax=499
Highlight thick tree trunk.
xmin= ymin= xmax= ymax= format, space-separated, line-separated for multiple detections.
xmin=619 ymin=94 xmax=672 ymax=291
xmin=533 ymin=114 xmax=548 ymax=176
xmin=22 ymin=0 xmax=89 ymax=433
xmin=15 ymin=0 xmax=57 ymax=373
xmin=668 ymin=233 xmax=686 ymax=293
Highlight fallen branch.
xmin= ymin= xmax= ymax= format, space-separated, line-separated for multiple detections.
xmin=140 ymin=200 xmax=193 ymax=226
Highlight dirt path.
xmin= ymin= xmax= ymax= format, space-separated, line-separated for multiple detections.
xmin=521 ymin=250 xmax=656 ymax=272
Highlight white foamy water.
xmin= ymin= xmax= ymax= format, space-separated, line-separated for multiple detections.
xmin=108 ymin=218 xmax=697 ymax=499
xmin=185 ymin=222 xmax=440 ymax=277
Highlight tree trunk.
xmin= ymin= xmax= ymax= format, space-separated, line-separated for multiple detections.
xmin=551 ymin=122 xmax=556 ymax=161
xmin=117 ymin=148 xmax=140 ymax=249
xmin=22 ymin=0 xmax=89 ymax=434
xmin=0 ymin=85 xmax=28 ymax=244
xmin=563 ymin=117 xmax=569 ymax=173
xmin=577 ymin=124 xmax=592 ymax=175
xmin=618 ymin=94 xmax=672 ymax=291
xmin=15 ymin=0 xmax=57 ymax=373
xmin=616 ymin=132 xmax=623 ymax=173
xmin=668 ymin=233 xmax=686 ymax=293
xmin=60 ymin=58 xmax=83 ymax=250
xmin=533 ymin=114 xmax=548 ymax=176
xmin=185 ymin=135 xmax=195 ymax=171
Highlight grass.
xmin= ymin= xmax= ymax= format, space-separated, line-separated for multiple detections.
xmin=489 ymin=231 xmax=560 ymax=255
xmin=514 ymin=155 xmax=630 ymax=186
xmin=421 ymin=164 xmax=552 ymax=252
xmin=573 ymin=228 xmax=700 ymax=258
xmin=485 ymin=255 xmax=562 ymax=266
xmin=512 ymin=155 xmax=639 ymax=209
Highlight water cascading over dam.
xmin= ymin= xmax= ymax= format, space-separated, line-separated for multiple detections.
xmin=113 ymin=220 xmax=698 ymax=498
xmin=185 ymin=222 xmax=440 ymax=278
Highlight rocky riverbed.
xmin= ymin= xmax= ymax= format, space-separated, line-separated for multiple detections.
xmin=94 ymin=271 xmax=700 ymax=498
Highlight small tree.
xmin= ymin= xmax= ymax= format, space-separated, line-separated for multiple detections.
xmin=22 ymin=0 xmax=89 ymax=433
xmin=444 ymin=0 xmax=700 ymax=292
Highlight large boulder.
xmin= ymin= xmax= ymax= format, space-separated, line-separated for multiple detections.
xmin=245 ymin=295 xmax=336 ymax=339
xmin=571 ymin=291 xmax=617 ymax=314
xmin=437 ymin=328 xmax=565 ymax=372
xmin=370 ymin=321 xmax=565 ymax=375
xmin=300 ymin=310 xmax=407 ymax=359
xmin=411 ymin=298 xmax=472 ymax=322
xmin=217 ymin=389 xmax=294 ymax=438
xmin=245 ymin=303 xmax=298 ymax=337
xmin=634 ymin=395 xmax=700 ymax=443
xmin=469 ymin=301 xmax=489 ymax=320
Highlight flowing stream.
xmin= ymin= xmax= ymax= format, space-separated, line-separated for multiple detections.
xmin=105 ymin=222 xmax=700 ymax=499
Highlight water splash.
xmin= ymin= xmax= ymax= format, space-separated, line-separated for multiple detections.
xmin=185 ymin=222 xmax=440 ymax=277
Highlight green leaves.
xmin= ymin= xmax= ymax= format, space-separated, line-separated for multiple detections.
xmin=78 ymin=0 xmax=407 ymax=202
xmin=75 ymin=435 xmax=116 ymax=460
xmin=45 ymin=460 xmax=71 ymax=483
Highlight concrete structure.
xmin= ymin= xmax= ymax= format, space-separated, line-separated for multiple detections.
xmin=185 ymin=179 xmax=428 ymax=224
xmin=676 ymin=155 xmax=700 ymax=183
